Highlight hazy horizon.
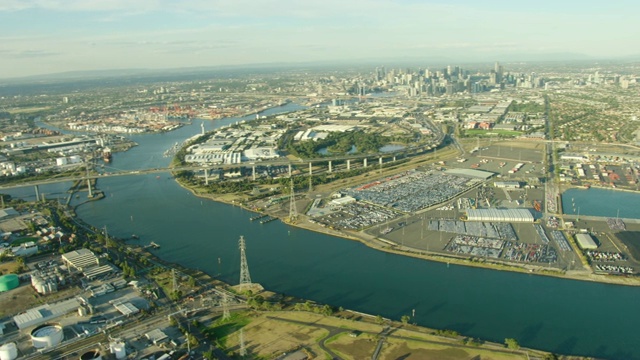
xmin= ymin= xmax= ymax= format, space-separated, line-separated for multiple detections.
xmin=2 ymin=0 xmax=640 ymax=79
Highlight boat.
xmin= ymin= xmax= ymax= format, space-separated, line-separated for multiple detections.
xmin=103 ymin=147 xmax=112 ymax=163
xmin=131 ymin=234 xmax=139 ymax=240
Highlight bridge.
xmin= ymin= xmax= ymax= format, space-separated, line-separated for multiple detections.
xmin=0 ymin=131 xmax=447 ymax=200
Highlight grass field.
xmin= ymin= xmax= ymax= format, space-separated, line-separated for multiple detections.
xmin=210 ymin=310 xmax=552 ymax=360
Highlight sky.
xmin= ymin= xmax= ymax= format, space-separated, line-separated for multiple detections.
xmin=1 ymin=0 xmax=639 ymax=79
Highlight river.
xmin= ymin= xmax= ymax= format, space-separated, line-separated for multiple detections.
xmin=6 ymin=103 xmax=640 ymax=359
xmin=563 ymin=187 xmax=640 ymax=219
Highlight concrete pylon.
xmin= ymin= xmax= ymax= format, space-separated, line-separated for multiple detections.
xmin=347 ymin=159 xmax=351 ymax=170
xmin=252 ymin=166 xmax=256 ymax=181
xmin=308 ymin=162 xmax=312 ymax=176
xmin=34 ymin=185 xmax=40 ymax=202
xmin=363 ymin=158 xmax=368 ymax=168
xmin=379 ymin=157 xmax=383 ymax=165
xmin=288 ymin=164 xmax=292 ymax=177
xmin=328 ymin=161 xmax=332 ymax=173
xmin=87 ymin=179 xmax=93 ymax=198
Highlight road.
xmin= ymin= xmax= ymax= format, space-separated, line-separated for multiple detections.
xmin=0 ymin=134 xmax=445 ymax=190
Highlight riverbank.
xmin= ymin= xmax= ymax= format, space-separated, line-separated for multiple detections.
xmin=174 ymin=177 xmax=640 ymax=288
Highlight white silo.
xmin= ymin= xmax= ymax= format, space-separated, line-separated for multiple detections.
xmin=30 ymin=324 xmax=64 ymax=349
xmin=109 ymin=342 xmax=126 ymax=359
xmin=0 ymin=343 xmax=18 ymax=360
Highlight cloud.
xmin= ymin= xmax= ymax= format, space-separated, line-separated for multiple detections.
xmin=1 ymin=49 xmax=60 ymax=58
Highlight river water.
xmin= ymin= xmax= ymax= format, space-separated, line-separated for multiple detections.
xmin=563 ymin=187 xmax=640 ymax=219
xmin=6 ymin=104 xmax=640 ymax=359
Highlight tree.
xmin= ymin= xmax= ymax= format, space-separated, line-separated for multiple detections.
xmin=401 ymin=315 xmax=410 ymax=325
xmin=375 ymin=315 xmax=384 ymax=325
xmin=504 ymin=338 xmax=520 ymax=350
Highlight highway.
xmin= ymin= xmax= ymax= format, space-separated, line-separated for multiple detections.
xmin=0 ymin=134 xmax=445 ymax=191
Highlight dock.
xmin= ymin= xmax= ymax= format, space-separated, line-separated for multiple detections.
xmin=146 ymin=241 xmax=160 ymax=249
xmin=250 ymin=214 xmax=268 ymax=221
xmin=259 ymin=217 xmax=278 ymax=224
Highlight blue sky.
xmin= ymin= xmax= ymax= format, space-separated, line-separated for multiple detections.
xmin=1 ymin=0 xmax=639 ymax=78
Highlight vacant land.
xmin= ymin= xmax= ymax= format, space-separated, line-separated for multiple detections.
xmin=216 ymin=310 xmax=557 ymax=360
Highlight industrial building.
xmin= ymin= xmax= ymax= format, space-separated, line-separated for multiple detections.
xmin=575 ymin=233 xmax=598 ymax=250
xmin=13 ymin=298 xmax=81 ymax=330
xmin=445 ymin=168 xmax=494 ymax=180
xmin=494 ymin=181 xmax=521 ymax=189
xmin=466 ymin=208 xmax=535 ymax=223
xmin=61 ymin=249 xmax=115 ymax=279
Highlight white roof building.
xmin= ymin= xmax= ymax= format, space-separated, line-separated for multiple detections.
xmin=575 ymin=233 xmax=598 ymax=250
xmin=466 ymin=208 xmax=534 ymax=223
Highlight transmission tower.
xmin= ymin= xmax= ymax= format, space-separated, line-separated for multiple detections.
xmin=239 ymin=236 xmax=252 ymax=288
xmin=222 ymin=292 xmax=230 ymax=320
xmin=288 ymin=179 xmax=298 ymax=223
xmin=239 ymin=329 xmax=246 ymax=357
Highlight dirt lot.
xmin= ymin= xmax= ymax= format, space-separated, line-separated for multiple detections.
xmin=217 ymin=310 xmax=552 ymax=360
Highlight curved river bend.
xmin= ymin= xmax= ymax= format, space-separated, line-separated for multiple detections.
xmin=6 ymin=104 xmax=639 ymax=360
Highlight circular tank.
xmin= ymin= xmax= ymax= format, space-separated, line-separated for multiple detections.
xmin=0 ymin=343 xmax=18 ymax=360
xmin=109 ymin=342 xmax=126 ymax=360
xmin=30 ymin=324 xmax=64 ymax=349
xmin=0 ymin=274 xmax=19 ymax=292
xmin=80 ymin=349 xmax=102 ymax=360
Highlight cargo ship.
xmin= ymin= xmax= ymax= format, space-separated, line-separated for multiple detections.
xmin=102 ymin=147 xmax=112 ymax=163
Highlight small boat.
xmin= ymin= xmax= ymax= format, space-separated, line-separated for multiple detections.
xmin=131 ymin=234 xmax=139 ymax=240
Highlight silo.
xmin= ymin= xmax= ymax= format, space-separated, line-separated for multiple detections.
xmin=109 ymin=342 xmax=126 ymax=359
xmin=80 ymin=349 xmax=102 ymax=360
xmin=0 ymin=343 xmax=18 ymax=360
xmin=30 ymin=324 xmax=64 ymax=349
xmin=0 ymin=275 xmax=19 ymax=292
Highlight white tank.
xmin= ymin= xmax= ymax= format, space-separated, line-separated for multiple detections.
xmin=109 ymin=342 xmax=126 ymax=359
xmin=31 ymin=324 xmax=64 ymax=349
xmin=0 ymin=343 xmax=18 ymax=360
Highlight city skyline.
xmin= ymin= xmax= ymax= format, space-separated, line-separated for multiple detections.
xmin=2 ymin=0 xmax=640 ymax=79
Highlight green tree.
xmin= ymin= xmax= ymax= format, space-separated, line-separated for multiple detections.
xmin=401 ymin=315 xmax=410 ymax=325
xmin=504 ymin=338 xmax=520 ymax=349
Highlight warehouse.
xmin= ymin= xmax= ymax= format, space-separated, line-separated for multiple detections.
xmin=13 ymin=298 xmax=81 ymax=330
xmin=494 ymin=181 xmax=521 ymax=189
xmin=445 ymin=168 xmax=494 ymax=180
xmin=62 ymin=248 xmax=99 ymax=271
xmin=466 ymin=208 xmax=534 ymax=223
xmin=575 ymin=233 xmax=598 ymax=250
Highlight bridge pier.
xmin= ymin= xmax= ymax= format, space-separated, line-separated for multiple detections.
xmin=204 ymin=168 xmax=209 ymax=185
xmin=288 ymin=164 xmax=292 ymax=177
xmin=34 ymin=185 xmax=40 ymax=202
xmin=252 ymin=166 xmax=256 ymax=181
xmin=87 ymin=179 xmax=93 ymax=198
xmin=308 ymin=162 xmax=313 ymax=176
xmin=363 ymin=158 xmax=368 ymax=168
xmin=347 ymin=159 xmax=351 ymax=170
xmin=328 ymin=161 xmax=332 ymax=173
xmin=379 ymin=157 xmax=383 ymax=166
xmin=393 ymin=156 xmax=396 ymax=162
